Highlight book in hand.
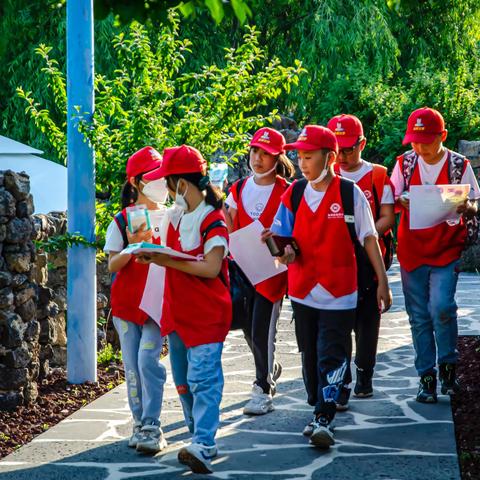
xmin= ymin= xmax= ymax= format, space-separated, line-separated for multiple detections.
xmin=265 ymin=235 xmax=300 ymax=257
xmin=121 ymin=242 xmax=199 ymax=261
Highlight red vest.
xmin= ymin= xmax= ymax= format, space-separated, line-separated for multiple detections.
xmin=110 ymin=208 xmax=161 ymax=326
xmin=334 ymin=163 xmax=390 ymax=258
xmin=161 ymin=209 xmax=232 ymax=347
xmin=396 ymin=155 xmax=467 ymax=272
xmin=284 ymin=175 xmax=357 ymax=299
xmin=231 ymin=176 xmax=288 ymax=303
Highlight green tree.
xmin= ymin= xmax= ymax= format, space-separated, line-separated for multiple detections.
xmin=17 ymin=11 xmax=305 ymax=238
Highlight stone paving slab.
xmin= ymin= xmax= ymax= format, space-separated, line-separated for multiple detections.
xmin=1 ymin=263 xmax=477 ymax=479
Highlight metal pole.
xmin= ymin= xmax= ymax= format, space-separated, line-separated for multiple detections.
xmin=66 ymin=0 xmax=97 ymax=383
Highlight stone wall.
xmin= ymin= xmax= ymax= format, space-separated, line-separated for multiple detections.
xmin=0 ymin=169 xmax=113 ymax=409
xmin=0 ymin=171 xmax=39 ymax=409
xmin=32 ymin=212 xmax=112 ymax=373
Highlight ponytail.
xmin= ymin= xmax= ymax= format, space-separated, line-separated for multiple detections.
xmin=120 ymin=173 xmax=143 ymax=209
xmin=167 ymin=173 xmax=224 ymax=210
xmin=276 ymin=153 xmax=296 ymax=179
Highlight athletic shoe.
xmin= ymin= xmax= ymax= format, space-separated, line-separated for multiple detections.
xmin=310 ymin=415 xmax=335 ymax=448
xmin=416 ymin=372 xmax=438 ymax=403
xmin=243 ymin=384 xmax=274 ymax=415
xmin=136 ymin=424 xmax=168 ymax=454
xmin=354 ymin=368 xmax=373 ymax=398
xmin=178 ymin=443 xmax=217 ymax=474
xmin=302 ymin=417 xmax=315 ymax=437
xmin=335 ymin=386 xmax=351 ymax=411
xmin=270 ymin=362 xmax=283 ymax=397
xmin=128 ymin=421 xmax=143 ymax=448
xmin=273 ymin=362 xmax=283 ymax=382
xmin=439 ymin=363 xmax=460 ymax=395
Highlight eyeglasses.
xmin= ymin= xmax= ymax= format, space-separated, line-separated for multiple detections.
xmin=339 ymin=137 xmax=364 ymax=156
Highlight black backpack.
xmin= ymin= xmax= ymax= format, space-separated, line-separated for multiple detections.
xmin=290 ymin=178 xmax=377 ymax=299
xmin=201 ymin=218 xmax=255 ymax=331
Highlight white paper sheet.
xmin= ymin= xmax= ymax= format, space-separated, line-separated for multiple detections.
xmin=229 ymin=220 xmax=287 ymax=285
xmin=121 ymin=242 xmax=199 ymax=261
xmin=410 ymin=184 xmax=470 ymax=230
xmin=140 ymin=264 xmax=165 ymax=326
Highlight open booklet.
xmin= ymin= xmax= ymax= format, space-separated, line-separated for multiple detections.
xmin=121 ymin=242 xmax=200 ymax=261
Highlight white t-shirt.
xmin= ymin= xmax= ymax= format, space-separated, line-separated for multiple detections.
xmin=339 ymin=160 xmax=394 ymax=204
xmin=226 ymin=176 xmax=275 ymax=220
xmin=104 ymin=206 xmax=167 ymax=253
xmin=390 ymin=151 xmax=480 ymax=200
xmin=288 ymin=182 xmax=378 ymax=311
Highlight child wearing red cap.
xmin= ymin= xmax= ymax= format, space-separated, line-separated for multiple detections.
xmin=327 ymin=114 xmax=396 ymax=402
xmin=390 ymin=107 xmax=480 ymax=403
xmin=263 ymin=125 xmax=392 ymax=448
xmin=225 ymin=127 xmax=295 ymax=415
xmin=104 ymin=146 xmax=169 ymax=454
xmin=136 ymin=145 xmax=231 ymax=474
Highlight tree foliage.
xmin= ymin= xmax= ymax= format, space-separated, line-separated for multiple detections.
xmin=16 ymin=11 xmax=304 ymax=238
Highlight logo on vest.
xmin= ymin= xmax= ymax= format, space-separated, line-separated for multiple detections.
xmin=335 ymin=122 xmax=346 ymax=136
xmin=298 ymin=127 xmax=308 ymax=141
xmin=413 ymin=117 xmax=425 ymax=131
xmin=364 ymin=189 xmax=372 ymax=200
xmin=259 ymin=131 xmax=270 ymax=143
xmin=328 ymin=202 xmax=344 ymax=219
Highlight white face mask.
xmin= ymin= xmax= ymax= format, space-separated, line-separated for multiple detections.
xmin=140 ymin=179 xmax=168 ymax=204
xmin=309 ymin=154 xmax=331 ymax=185
xmin=249 ymin=159 xmax=278 ymax=179
xmin=174 ymin=181 xmax=189 ymax=211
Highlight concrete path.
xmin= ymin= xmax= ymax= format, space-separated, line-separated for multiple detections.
xmin=1 ymin=263 xmax=479 ymax=479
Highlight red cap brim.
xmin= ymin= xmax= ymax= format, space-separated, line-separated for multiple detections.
xmin=402 ymin=132 xmax=438 ymax=145
xmin=336 ymin=135 xmax=360 ymax=148
xmin=249 ymin=141 xmax=283 ymax=155
xmin=285 ymin=141 xmax=324 ymax=151
xmin=143 ymin=165 xmax=167 ymax=181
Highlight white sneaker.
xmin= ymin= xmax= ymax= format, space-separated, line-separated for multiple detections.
xmin=310 ymin=416 xmax=335 ymax=449
xmin=128 ymin=421 xmax=142 ymax=448
xmin=178 ymin=443 xmax=217 ymax=474
xmin=243 ymin=385 xmax=274 ymax=415
xmin=136 ymin=424 xmax=168 ymax=454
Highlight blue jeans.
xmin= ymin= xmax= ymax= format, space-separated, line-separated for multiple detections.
xmin=113 ymin=317 xmax=166 ymax=425
xmin=400 ymin=260 xmax=460 ymax=376
xmin=168 ymin=332 xmax=224 ymax=447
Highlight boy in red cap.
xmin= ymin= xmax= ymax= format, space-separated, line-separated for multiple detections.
xmin=263 ymin=125 xmax=392 ymax=448
xmin=225 ymin=127 xmax=295 ymax=416
xmin=136 ymin=145 xmax=231 ymax=474
xmin=327 ymin=114 xmax=395 ymax=401
xmin=391 ymin=107 xmax=480 ymax=403
xmin=104 ymin=146 xmax=169 ymax=454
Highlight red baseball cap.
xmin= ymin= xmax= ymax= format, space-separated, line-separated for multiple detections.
xmin=250 ymin=127 xmax=286 ymax=155
xmin=403 ymin=107 xmax=446 ymax=145
xmin=327 ymin=114 xmax=364 ymax=148
xmin=285 ymin=125 xmax=338 ymax=154
xmin=143 ymin=145 xmax=207 ymax=180
xmin=126 ymin=146 xmax=162 ymax=178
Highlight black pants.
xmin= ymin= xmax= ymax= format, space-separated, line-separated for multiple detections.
xmin=292 ymin=301 xmax=355 ymax=420
xmin=243 ymin=291 xmax=282 ymax=394
xmin=354 ymin=285 xmax=381 ymax=377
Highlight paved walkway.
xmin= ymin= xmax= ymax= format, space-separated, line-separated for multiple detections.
xmin=1 ymin=264 xmax=479 ymax=479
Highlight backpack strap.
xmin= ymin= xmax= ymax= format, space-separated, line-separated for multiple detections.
xmin=291 ymin=178 xmax=308 ymax=215
xmin=402 ymin=150 xmax=418 ymax=191
xmin=448 ymin=150 xmax=467 ymax=184
xmin=231 ymin=176 xmax=248 ymax=204
xmin=339 ymin=178 xmax=359 ymax=247
xmin=113 ymin=211 xmax=129 ymax=249
xmin=201 ymin=219 xmax=228 ymax=239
